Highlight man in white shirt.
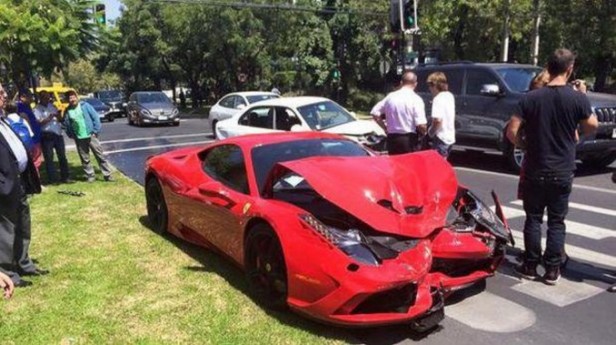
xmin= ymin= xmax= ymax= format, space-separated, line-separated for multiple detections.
xmin=34 ymin=91 xmax=69 ymax=183
xmin=371 ymin=71 xmax=427 ymax=155
xmin=427 ymin=72 xmax=456 ymax=159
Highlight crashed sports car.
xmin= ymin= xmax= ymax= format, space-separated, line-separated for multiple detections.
xmin=144 ymin=132 xmax=513 ymax=330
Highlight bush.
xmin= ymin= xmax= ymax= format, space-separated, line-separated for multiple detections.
xmin=346 ymin=88 xmax=384 ymax=112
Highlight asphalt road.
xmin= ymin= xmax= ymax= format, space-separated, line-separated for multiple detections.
xmin=86 ymin=117 xmax=615 ymax=345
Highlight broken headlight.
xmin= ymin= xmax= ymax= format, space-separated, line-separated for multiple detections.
xmin=299 ymin=214 xmax=379 ymax=266
xmin=465 ymin=191 xmax=510 ymax=242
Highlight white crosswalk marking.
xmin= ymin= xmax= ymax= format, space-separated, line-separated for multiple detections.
xmin=500 ymin=206 xmax=615 ymax=240
xmin=511 ymin=200 xmax=616 ymax=218
xmin=509 ymin=230 xmax=616 ymax=268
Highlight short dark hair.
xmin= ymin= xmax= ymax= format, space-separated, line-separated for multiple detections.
xmin=65 ymin=90 xmax=77 ymax=98
xmin=547 ymin=48 xmax=576 ymax=76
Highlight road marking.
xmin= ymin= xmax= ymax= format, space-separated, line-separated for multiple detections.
xmin=446 ymin=291 xmax=536 ymax=332
xmin=501 ymin=206 xmax=615 ymax=240
xmin=106 ymin=140 xmax=214 ymax=154
xmin=510 ymin=230 xmax=616 ymax=267
xmin=511 ymin=200 xmax=616 ymax=218
xmin=511 ymin=278 xmax=604 ymax=307
xmin=455 ymin=167 xmax=616 ymax=195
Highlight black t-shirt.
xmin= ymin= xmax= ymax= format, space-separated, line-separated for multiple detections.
xmin=516 ymin=85 xmax=592 ymax=174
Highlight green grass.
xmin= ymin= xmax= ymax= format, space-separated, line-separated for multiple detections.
xmin=0 ymin=153 xmax=352 ymax=344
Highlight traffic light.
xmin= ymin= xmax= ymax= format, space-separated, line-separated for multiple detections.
xmin=390 ymin=0 xmax=417 ymax=33
xmin=403 ymin=1 xmax=414 ymax=29
xmin=95 ymin=4 xmax=106 ymax=25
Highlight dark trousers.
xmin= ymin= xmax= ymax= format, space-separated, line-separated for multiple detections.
xmin=431 ymin=137 xmax=453 ymax=159
xmin=41 ymin=132 xmax=69 ymax=183
xmin=75 ymin=136 xmax=112 ymax=178
xmin=0 ymin=184 xmax=36 ymax=281
xmin=521 ymin=172 xmax=573 ymax=267
xmin=387 ymin=132 xmax=419 ymax=155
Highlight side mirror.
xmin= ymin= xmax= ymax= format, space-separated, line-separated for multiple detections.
xmin=480 ymin=84 xmax=502 ymax=96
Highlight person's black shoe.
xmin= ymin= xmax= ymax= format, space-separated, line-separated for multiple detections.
xmin=608 ymin=285 xmax=616 ymax=293
xmin=543 ymin=266 xmax=561 ymax=285
xmin=515 ymin=262 xmax=539 ymax=280
xmin=104 ymin=175 xmax=114 ymax=182
xmin=19 ymin=268 xmax=50 ymax=276
xmin=14 ymin=279 xmax=33 ymax=288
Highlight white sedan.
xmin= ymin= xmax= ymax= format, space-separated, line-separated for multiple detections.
xmin=215 ymin=97 xmax=386 ymax=151
xmin=209 ymin=91 xmax=280 ymax=135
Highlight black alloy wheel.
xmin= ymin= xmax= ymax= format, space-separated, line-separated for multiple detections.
xmin=244 ymin=224 xmax=288 ymax=310
xmin=146 ymin=177 xmax=168 ymax=234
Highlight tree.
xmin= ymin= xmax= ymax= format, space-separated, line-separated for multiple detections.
xmin=0 ymin=0 xmax=100 ymax=89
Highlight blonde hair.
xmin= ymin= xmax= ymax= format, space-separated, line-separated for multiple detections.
xmin=427 ymin=72 xmax=448 ymax=92
xmin=529 ymin=69 xmax=550 ymax=90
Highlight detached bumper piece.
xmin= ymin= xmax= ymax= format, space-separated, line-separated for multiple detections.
xmin=410 ymin=288 xmax=445 ymax=333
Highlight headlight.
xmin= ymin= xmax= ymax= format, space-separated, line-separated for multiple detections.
xmin=466 ymin=191 xmax=510 ymax=242
xmin=299 ymin=214 xmax=379 ymax=266
xmin=140 ymin=108 xmax=152 ymax=116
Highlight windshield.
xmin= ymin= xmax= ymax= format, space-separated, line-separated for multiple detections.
xmin=252 ymin=139 xmax=370 ymax=194
xmin=496 ymin=67 xmax=542 ymax=93
xmin=98 ymin=90 xmax=124 ymax=101
xmin=83 ymin=98 xmax=105 ymax=107
xmin=296 ymin=101 xmax=356 ymax=130
xmin=246 ymin=94 xmax=279 ymax=104
xmin=138 ymin=92 xmax=171 ymax=104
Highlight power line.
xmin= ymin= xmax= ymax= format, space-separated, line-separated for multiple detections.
xmin=144 ymin=0 xmax=388 ymax=17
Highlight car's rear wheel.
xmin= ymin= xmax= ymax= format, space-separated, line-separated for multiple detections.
xmin=146 ymin=177 xmax=168 ymax=234
xmin=211 ymin=120 xmax=218 ymax=139
xmin=245 ymin=224 xmax=287 ymax=310
xmin=581 ymin=152 xmax=616 ymax=169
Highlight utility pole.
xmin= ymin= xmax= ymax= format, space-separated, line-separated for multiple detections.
xmin=530 ymin=0 xmax=541 ymax=65
xmin=500 ymin=0 xmax=511 ymax=62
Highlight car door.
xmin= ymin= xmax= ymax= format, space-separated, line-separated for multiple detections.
xmin=233 ymin=106 xmax=276 ymax=136
xmin=181 ymin=144 xmax=252 ymax=263
xmin=459 ymin=68 xmax=509 ymax=140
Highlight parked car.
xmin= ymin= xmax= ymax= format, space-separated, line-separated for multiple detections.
xmin=126 ymin=91 xmax=180 ymax=126
xmin=209 ymin=91 xmax=280 ymax=135
xmin=215 ymin=96 xmax=386 ymax=151
xmin=82 ymin=97 xmax=114 ymax=122
xmin=413 ymin=62 xmax=616 ymax=171
xmin=93 ymin=90 xmax=127 ymax=117
xmin=145 ymin=132 xmax=512 ymax=330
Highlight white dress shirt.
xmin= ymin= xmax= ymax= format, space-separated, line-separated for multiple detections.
xmin=431 ymin=91 xmax=456 ymax=145
xmin=370 ymin=87 xmax=427 ymax=134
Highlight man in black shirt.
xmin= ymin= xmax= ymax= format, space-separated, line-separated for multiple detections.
xmin=506 ymin=49 xmax=598 ymax=285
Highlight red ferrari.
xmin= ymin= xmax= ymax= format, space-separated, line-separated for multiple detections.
xmin=145 ymin=132 xmax=513 ymax=331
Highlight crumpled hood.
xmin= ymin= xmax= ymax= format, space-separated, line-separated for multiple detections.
xmin=276 ymin=150 xmax=458 ymax=238
xmin=323 ymin=119 xmax=385 ymax=136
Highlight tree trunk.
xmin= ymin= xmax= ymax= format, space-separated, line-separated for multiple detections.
xmin=500 ymin=0 xmax=511 ymax=62
xmin=530 ymin=0 xmax=541 ymax=65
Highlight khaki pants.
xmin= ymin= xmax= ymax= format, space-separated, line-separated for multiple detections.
xmin=75 ymin=135 xmax=112 ymax=179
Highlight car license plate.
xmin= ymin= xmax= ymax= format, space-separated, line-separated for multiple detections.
xmin=612 ymin=128 xmax=616 ymax=138
xmin=159 ymin=116 xmax=168 ymax=120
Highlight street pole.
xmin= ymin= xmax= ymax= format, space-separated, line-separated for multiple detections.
xmin=500 ymin=0 xmax=511 ymax=62
xmin=530 ymin=0 xmax=541 ymax=66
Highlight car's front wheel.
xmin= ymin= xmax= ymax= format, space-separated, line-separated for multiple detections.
xmin=146 ymin=177 xmax=168 ymax=234
xmin=244 ymin=224 xmax=287 ymax=310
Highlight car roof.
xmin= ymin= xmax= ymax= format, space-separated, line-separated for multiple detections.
xmin=244 ymin=96 xmax=331 ymax=108
xmin=220 ymin=131 xmax=346 ymax=148
xmin=416 ymin=62 xmax=540 ymax=70
xmin=224 ymin=91 xmax=278 ymax=97
xmin=132 ymin=91 xmax=165 ymax=95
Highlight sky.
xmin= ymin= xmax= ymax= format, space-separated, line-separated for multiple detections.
xmin=104 ymin=0 xmax=124 ymax=21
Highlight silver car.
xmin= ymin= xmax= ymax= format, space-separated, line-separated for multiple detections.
xmin=127 ymin=91 xmax=180 ymax=127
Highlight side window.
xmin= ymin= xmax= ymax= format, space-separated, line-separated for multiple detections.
xmin=445 ymin=70 xmax=464 ymax=95
xmin=238 ymin=107 xmax=273 ymax=129
xmin=201 ymin=145 xmax=249 ymax=194
xmin=235 ymin=96 xmax=247 ymax=108
xmin=219 ymin=96 xmax=234 ymax=108
xmin=466 ymin=69 xmax=499 ymax=95
xmin=274 ymin=107 xmax=301 ymax=131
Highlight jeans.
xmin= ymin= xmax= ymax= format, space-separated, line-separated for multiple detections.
xmin=521 ymin=172 xmax=573 ymax=267
xmin=41 ymin=132 xmax=69 ymax=183
xmin=431 ymin=136 xmax=452 ymax=159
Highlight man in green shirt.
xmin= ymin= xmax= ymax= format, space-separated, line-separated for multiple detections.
xmin=62 ymin=91 xmax=113 ymax=182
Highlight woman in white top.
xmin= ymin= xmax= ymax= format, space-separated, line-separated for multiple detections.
xmin=427 ymin=72 xmax=456 ymax=159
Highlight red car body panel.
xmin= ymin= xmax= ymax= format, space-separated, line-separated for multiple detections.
xmin=144 ymin=132 xmax=510 ymax=327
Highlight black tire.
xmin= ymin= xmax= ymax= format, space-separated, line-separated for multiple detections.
xmin=145 ymin=177 xmax=168 ymax=234
xmin=244 ymin=224 xmax=288 ymax=310
xmin=108 ymin=115 xmax=115 ymax=122
xmin=173 ymin=122 xmax=180 ymax=127
xmin=211 ymin=120 xmax=218 ymax=139
xmin=504 ymin=143 xmax=524 ymax=173
xmin=581 ymin=153 xmax=616 ymax=169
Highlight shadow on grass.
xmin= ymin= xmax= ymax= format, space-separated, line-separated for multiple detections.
xmin=137 ymin=216 xmax=364 ymax=344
